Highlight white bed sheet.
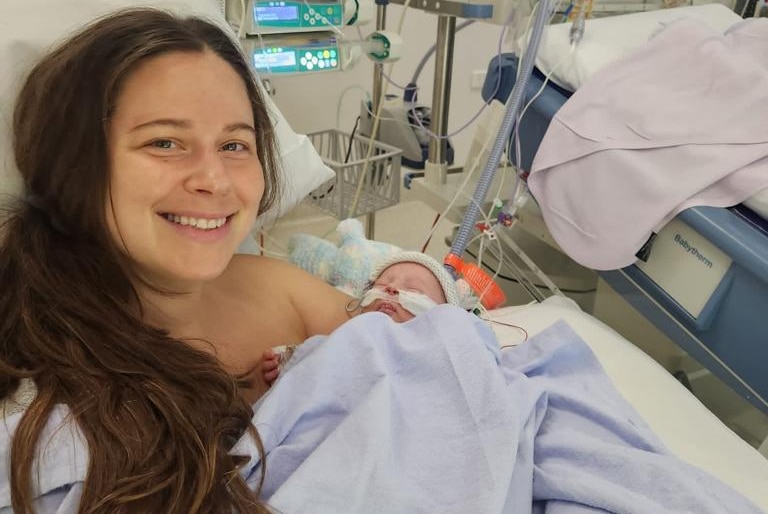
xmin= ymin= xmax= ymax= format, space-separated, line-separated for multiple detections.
xmin=487 ymin=296 xmax=768 ymax=512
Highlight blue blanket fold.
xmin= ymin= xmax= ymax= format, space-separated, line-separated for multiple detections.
xmin=234 ymin=305 xmax=764 ymax=514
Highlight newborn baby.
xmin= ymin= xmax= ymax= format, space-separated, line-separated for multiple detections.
xmin=261 ymin=251 xmax=459 ymax=384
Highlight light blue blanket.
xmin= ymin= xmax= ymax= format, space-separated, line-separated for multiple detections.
xmin=234 ymin=305 xmax=764 ymax=514
xmin=1 ymin=306 xmax=763 ymax=513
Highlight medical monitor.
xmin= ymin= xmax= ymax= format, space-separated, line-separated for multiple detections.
xmin=244 ymin=34 xmax=341 ymax=74
xmin=227 ymin=0 xmax=345 ymax=35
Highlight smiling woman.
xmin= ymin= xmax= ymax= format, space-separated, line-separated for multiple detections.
xmin=107 ymin=50 xmax=265 ymax=285
xmin=0 ymin=7 xmax=351 ymax=514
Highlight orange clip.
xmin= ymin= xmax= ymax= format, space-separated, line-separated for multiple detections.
xmin=444 ymin=254 xmax=506 ymax=310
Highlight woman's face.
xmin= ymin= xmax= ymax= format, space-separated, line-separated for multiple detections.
xmin=362 ymin=262 xmax=447 ymax=322
xmin=106 ymin=50 xmax=264 ymax=288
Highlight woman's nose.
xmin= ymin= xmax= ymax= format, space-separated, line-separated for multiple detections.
xmin=185 ymin=149 xmax=232 ymax=196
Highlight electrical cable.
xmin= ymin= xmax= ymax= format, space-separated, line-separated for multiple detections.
xmin=238 ymin=0 xmax=247 ymax=39
xmin=380 ymin=70 xmax=412 ymax=91
xmin=487 ymin=317 xmax=529 ymax=343
xmin=498 ymin=0 xmax=571 ymax=225
xmin=416 ymin=136 xmax=494 ymax=253
xmin=404 ymin=21 xmax=508 ymax=142
xmin=470 ymin=232 xmax=537 ymax=301
xmin=357 ymin=27 xmax=505 ymax=143
xmin=463 ymin=246 xmax=596 ymax=294
xmin=239 ymin=0 xmax=274 ymax=76
xmin=501 ymin=42 xmax=575 ymax=218
xmin=347 ymin=0 xmax=412 ymax=217
xmin=405 ymin=19 xmax=476 ymax=101
xmin=449 ymin=192 xmax=508 ymax=311
xmin=309 ymin=116 xmax=361 ymax=201
xmin=449 ymin=0 xmax=553 ymax=262
xmin=336 ymin=85 xmax=371 ymax=131
xmin=740 ymin=0 xmax=755 ymax=17
xmin=254 ymin=229 xmax=291 ymax=258
xmin=344 ymin=116 xmax=362 ymax=163
xmin=494 ymin=0 xmax=562 ymax=231
xmin=415 ymin=95 xmax=501 ymax=252
xmin=410 ymin=0 xmax=568 ymax=305
xmin=406 ymin=0 xmax=564 ymax=148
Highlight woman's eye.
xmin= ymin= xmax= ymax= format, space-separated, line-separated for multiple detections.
xmin=150 ymin=139 xmax=176 ymax=150
xmin=222 ymin=142 xmax=247 ymax=152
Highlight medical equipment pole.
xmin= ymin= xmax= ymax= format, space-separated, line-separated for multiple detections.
xmin=366 ymin=0 xmax=389 ymax=239
xmin=425 ymin=15 xmax=456 ymax=185
xmin=447 ymin=0 xmax=552 ymax=266
xmin=372 ymin=1 xmax=387 ymax=111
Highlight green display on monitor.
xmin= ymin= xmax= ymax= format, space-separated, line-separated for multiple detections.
xmin=253 ymin=1 xmax=343 ymax=30
xmin=252 ymin=44 xmax=339 ymax=74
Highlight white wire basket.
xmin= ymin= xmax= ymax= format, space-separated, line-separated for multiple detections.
xmin=306 ymin=129 xmax=402 ymax=219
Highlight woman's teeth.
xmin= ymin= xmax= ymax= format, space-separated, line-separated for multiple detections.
xmin=164 ymin=213 xmax=227 ymax=230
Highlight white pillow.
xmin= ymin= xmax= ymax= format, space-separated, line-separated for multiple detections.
xmin=0 ymin=0 xmax=334 ymax=226
xmin=534 ymin=3 xmax=742 ymax=91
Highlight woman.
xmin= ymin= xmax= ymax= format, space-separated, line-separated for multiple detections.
xmin=0 ymin=8 xmax=350 ymax=513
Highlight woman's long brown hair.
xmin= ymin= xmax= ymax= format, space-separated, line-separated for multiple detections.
xmin=0 ymin=9 xmax=279 ymax=513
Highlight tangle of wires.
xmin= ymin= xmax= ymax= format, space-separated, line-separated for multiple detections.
xmin=308 ymin=115 xmax=361 ymax=201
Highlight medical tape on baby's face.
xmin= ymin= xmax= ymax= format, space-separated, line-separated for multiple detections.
xmin=360 ymin=287 xmax=438 ymax=316
xmin=360 ymin=287 xmax=390 ymax=307
xmin=399 ymin=290 xmax=439 ymax=316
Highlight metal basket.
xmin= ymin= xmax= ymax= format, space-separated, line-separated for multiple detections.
xmin=306 ymin=129 xmax=402 ymax=219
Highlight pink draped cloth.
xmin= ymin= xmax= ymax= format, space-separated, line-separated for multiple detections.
xmin=528 ymin=18 xmax=768 ymax=270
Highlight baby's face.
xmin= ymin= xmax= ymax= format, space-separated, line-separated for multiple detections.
xmin=361 ymin=262 xmax=446 ymax=322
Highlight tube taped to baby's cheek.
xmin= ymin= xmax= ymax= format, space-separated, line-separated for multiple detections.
xmin=397 ymin=290 xmax=437 ymax=316
xmin=360 ymin=287 xmax=438 ymax=316
xmin=360 ymin=287 xmax=394 ymax=307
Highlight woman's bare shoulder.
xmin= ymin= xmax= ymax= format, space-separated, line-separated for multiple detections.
xmin=225 ymin=254 xmax=305 ymax=284
xmin=222 ymin=254 xmax=345 ymax=305
xmin=225 ymin=254 xmax=353 ymax=337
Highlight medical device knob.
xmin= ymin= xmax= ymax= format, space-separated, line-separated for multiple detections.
xmin=366 ymin=30 xmax=403 ymax=62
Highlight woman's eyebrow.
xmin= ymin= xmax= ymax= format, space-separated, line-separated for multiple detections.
xmin=128 ymin=119 xmax=255 ymax=134
xmin=130 ymin=118 xmax=190 ymax=132
xmin=224 ymin=122 xmax=256 ymax=134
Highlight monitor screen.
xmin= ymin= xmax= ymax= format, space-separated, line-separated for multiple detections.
xmin=255 ymin=5 xmax=300 ymax=22
xmin=253 ymin=50 xmax=297 ymax=69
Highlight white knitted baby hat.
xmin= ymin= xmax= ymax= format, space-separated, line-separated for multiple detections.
xmin=370 ymin=251 xmax=460 ymax=307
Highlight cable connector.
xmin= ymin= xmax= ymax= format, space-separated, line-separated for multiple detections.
xmin=569 ymin=15 xmax=586 ymax=47
xmin=497 ymin=212 xmax=515 ymax=227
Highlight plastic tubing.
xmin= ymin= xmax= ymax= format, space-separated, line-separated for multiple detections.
xmin=404 ymin=19 xmax=475 ymax=102
xmin=447 ymin=0 xmax=553 ymax=269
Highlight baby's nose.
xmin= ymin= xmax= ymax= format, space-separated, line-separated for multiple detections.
xmin=383 ymin=285 xmax=398 ymax=296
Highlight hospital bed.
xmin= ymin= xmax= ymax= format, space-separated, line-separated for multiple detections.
xmin=480 ymin=39 xmax=768 ymax=418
